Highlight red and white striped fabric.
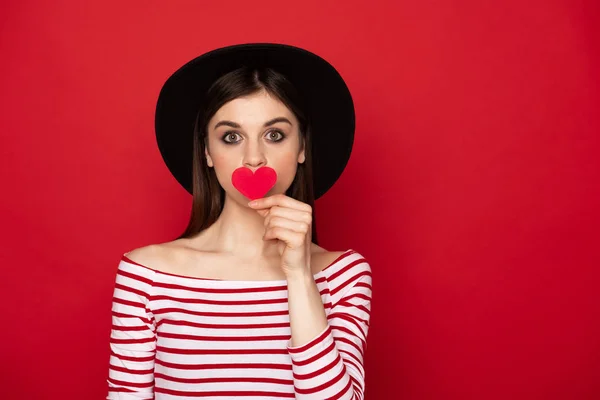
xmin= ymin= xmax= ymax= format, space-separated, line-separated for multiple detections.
xmin=107 ymin=249 xmax=373 ymax=399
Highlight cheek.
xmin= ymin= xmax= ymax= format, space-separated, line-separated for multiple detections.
xmin=208 ymin=143 xmax=236 ymax=169
xmin=272 ymin=151 xmax=300 ymax=186
xmin=212 ymin=154 xmax=230 ymax=168
xmin=210 ymin=153 xmax=237 ymax=187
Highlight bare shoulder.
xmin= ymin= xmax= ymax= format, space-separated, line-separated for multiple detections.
xmin=123 ymin=240 xmax=192 ymax=274
xmin=123 ymin=243 xmax=166 ymax=270
xmin=123 ymin=241 xmax=350 ymax=277
xmin=310 ymin=243 xmax=350 ymax=274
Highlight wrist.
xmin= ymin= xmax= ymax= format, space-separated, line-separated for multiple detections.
xmin=285 ymin=268 xmax=314 ymax=284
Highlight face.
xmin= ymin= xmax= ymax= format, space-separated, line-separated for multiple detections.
xmin=205 ymin=89 xmax=305 ymax=204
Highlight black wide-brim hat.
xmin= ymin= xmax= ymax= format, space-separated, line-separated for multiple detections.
xmin=155 ymin=42 xmax=355 ymax=200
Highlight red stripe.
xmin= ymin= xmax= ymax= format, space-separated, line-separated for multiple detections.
xmin=350 ymin=376 xmax=363 ymax=397
xmin=330 ymin=312 xmax=368 ymax=339
xmin=336 ymin=336 xmax=364 ymax=357
xmin=154 ymin=372 xmax=292 ymax=385
xmin=154 ymin=386 xmax=295 ymax=398
xmin=150 ymin=292 xmax=332 ymax=306
xmin=111 ymin=324 xmax=149 ymax=332
xmin=294 ymin=359 xmax=347 ymax=394
xmin=107 ymin=377 xmax=153 ymax=388
xmin=114 ymin=282 xmax=150 ymax=300
xmin=156 ymin=318 xmax=290 ymax=330
xmin=158 ymin=331 xmax=290 ymax=342
xmin=342 ymin=292 xmax=372 ymax=302
xmin=112 ymin=296 xmax=145 ymax=309
xmin=288 ymin=325 xmax=331 ymax=354
xmin=152 ymin=307 xmax=290 ymax=318
xmin=155 ymin=345 xmax=289 ymax=355
xmin=328 ymin=372 xmax=355 ymax=400
xmin=154 ymin=279 xmax=321 ymax=293
xmin=154 ymin=358 xmax=292 ymax=371
xmin=111 ymin=337 xmax=155 ymax=344
xmin=150 ymin=294 xmax=289 ymax=305
xmin=291 ymin=339 xmax=336 ymax=367
xmin=336 ymin=299 xmax=371 ymax=316
xmin=110 ymin=350 xmax=154 ymax=362
xmin=155 ymin=280 xmax=290 ymax=293
xmin=117 ymin=267 xmax=154 ymax=285
xmin=293 ymin=352 xmax=340 ymax=380
xmin=339 ymin=352 xmax=362 ymax=374
xmin=328 ymin=257 xmax=365 ymax=282
xmin=112 ymin=310 xmax=152 ymax=324
xmin=329 ymin=311 xmax=369 ymax=326
xmin=109 ymin=364 xmax=153 ymax=375
xmin=107 ymin=387 xmax=137 ymax=393
xmin=338 ymin=348 xmax=363 ymax=369
xmin=331 ymin=270 xmax=372 ymax=297
xmin=354 ymin=281 xmax=372 ymax=290
xmin=332 ymin=325 xmax=366 ymax=349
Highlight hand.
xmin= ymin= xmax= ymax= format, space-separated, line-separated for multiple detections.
xmin=247 ymin=194 xmax=312 ymax=277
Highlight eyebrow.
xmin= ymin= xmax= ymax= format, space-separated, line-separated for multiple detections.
xmin=213 ymin=117 xmax=292 ymax=130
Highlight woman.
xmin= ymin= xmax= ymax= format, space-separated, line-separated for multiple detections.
xmin=107 ymin=43 xmax=373 ymax=399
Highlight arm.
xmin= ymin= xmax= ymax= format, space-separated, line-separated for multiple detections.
xmin=107 ymin=261 xmax=156 ymax=399
xmin=286 ymin=256 xmax=373 ymax=400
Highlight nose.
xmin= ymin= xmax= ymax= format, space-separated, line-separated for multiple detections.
xmin=242 ymin=138 xmax=267 ymax=170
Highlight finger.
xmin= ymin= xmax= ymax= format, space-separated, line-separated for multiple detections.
xmin=263 ymin=226 xmax=306 ymax=248
xmin=248 ymin=193 xmax=312 ymax=213
xmin=265 ymin=206 xmax=312 ymax=225
xmin=265 ymin=216 xmax=310 ymax=234
xmin=254 ymin=208 xmax=269 ymax=218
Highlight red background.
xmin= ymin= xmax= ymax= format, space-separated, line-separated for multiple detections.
xmin=1 ymin=1 xmax=599 ymax=399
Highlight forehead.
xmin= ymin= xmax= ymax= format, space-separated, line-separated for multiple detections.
xmin=210 ymin=90 xmax=296 ymax=125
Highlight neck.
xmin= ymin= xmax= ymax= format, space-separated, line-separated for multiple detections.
xmin=200 ymin=194 xmax=281 ymax=259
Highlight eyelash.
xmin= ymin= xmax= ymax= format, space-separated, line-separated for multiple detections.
xmin=221 ymin=129 xmax=286 ymax=145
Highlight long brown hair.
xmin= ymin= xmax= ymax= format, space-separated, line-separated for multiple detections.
xmin=175 ymin=66 xmax=319 ymax=244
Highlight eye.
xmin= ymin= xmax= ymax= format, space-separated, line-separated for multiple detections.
xmin=267 ymin=129 xmax=285 ymax=142
xmin=221 ymin=129 xmax=286 ymax=144
xmin=222 ymin=131 xmax=240 ymax=144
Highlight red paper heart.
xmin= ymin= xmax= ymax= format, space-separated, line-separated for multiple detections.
xmin=231 ymin=166 xmax=277 ymax=200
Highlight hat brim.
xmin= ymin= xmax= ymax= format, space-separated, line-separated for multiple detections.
xmin=155 ymin=42 xmax=355 ymax=200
